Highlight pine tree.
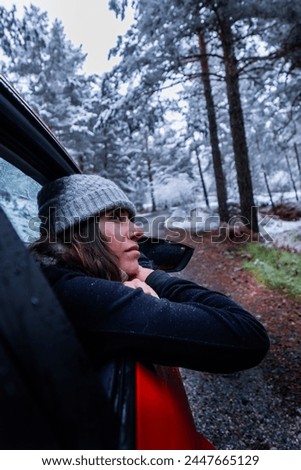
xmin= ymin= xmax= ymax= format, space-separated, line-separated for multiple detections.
xmin=197 ymin=27 xmax=229 ymax=221
xmin=0 ymin=5 xmax=96 ymax=167
xmin=212 ymin=2 xmax=258 ymax=231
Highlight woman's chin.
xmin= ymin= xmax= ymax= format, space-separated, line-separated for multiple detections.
xmin=122 ymin=263 xmax=140 ymax=280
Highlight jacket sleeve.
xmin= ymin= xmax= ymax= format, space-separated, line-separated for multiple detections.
xmin=42 ymin=266 xmax=270 ymax=373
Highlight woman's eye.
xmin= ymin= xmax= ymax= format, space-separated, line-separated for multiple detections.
xmin=109 ymin=213 xmax=119 ymax=220
xmin=109 ymin=212 xmax=126 ymax=221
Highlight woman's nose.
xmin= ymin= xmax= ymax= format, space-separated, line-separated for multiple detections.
xmin=130 ymin=221 xmax=144 ymax=240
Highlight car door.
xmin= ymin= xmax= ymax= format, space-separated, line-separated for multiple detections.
xmin=0 ymin=75 xmax=196 ymax=450
xmin=0 ymin=75 xmax=136 ymax=449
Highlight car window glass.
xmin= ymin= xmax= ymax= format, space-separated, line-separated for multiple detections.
xmin=0 ymin=157 xmax=41 ymax=243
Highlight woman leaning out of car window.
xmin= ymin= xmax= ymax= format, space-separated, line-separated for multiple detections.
xmin=30 ymin=174 xmax=270 ymax=450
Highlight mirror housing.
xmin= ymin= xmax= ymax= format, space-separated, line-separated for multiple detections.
xmin=138 ymin=236 xmax=194 ymax=272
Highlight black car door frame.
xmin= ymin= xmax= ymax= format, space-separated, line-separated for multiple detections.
xmin=0 ymin=206 xmax=121 ymax=449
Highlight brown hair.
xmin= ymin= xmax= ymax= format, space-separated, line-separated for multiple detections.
xmin=30 ymin=216 xmax=122 ymax=281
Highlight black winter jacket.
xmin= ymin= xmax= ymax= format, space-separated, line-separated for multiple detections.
xmin=41 ymin=265 xmax=270 ymax=373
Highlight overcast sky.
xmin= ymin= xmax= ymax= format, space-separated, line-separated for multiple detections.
xmin=1 ymin=0 xmax=133 ymax=75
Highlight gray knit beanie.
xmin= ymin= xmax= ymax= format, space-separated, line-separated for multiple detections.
xmin=38 ymin=174 xmax=136 ymax=235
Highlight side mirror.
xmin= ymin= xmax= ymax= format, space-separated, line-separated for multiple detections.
xmin=138 ymin=236 xmax=194 ymax=272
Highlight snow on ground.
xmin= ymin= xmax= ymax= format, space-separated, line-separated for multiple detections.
xmin=165 ymin=206 xmax=220 ymax=232
xmin=260 ymin=215 xmax=301 ymax=252
xmin=163 ymin=192 xmax=301 ymax=253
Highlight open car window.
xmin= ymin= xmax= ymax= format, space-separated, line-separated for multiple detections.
xmin=0 ymin=157 xmax=41 ymax=243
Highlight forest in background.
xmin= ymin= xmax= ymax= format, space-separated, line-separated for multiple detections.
xmin=1 ymin=0 xmax=301 ymax=232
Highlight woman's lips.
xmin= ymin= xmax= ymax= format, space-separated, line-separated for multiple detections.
xmin=125 ymin=245 xmax=140 ymax=253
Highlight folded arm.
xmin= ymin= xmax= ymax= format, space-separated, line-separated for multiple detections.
xmin=43 ymin=265 xmax=270 ymax=373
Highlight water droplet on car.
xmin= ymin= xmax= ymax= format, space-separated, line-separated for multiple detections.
xmin=31 ymin=296 xmax=39 ymax=306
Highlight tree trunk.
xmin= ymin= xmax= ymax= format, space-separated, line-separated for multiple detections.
xmin=195 ymin=147 xmax=210 ymax=209
xmin=262 ymin=166 xmax=275 ymax=211
xmin=217 ymin=11 xmax=259 ymax=232
xmin=294 ymin=143 xmax=301 ymax=187
xmin=144 ymin=132 xmax=157 ymax=212
xmin=197 ymin=28 xmax=229 ymax=222
xmin=285 ymin=152 xmax=299 ymax=201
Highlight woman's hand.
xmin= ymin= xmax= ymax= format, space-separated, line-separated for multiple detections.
xmin=123 ymin=278 xmax=159 ymax=298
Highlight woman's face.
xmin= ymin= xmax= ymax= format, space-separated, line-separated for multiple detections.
xmin=99 ymin=209 xmax=144 ymax=279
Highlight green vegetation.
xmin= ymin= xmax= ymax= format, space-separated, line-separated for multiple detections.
xmin=241 ymin=243 xmax=301 ymax=299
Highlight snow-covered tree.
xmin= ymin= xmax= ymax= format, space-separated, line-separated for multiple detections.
xmin=0 ymin=5 xmax=96 ymax=167
xmin=109 ymin=0 xmax=301 ymax=217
